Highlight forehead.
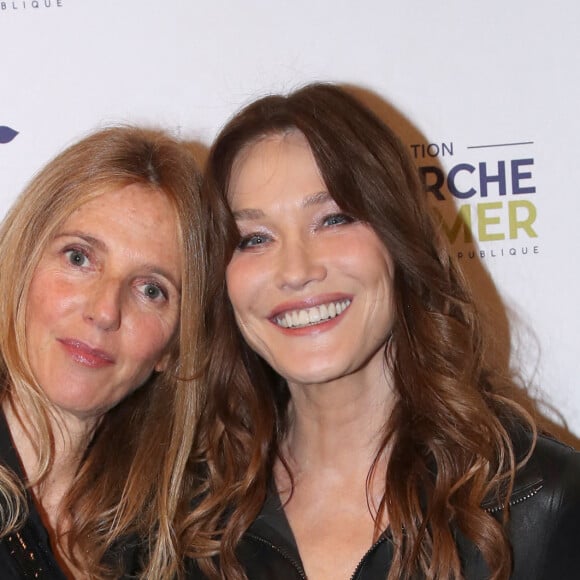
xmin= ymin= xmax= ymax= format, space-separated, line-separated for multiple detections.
xmin=64 ymin=183 xmax=175 ymax=228
xmin=232 ymin=129 xmax=309 ymax=167
xmin=228 ymin=131 xmax=327 ymax=210
xmin=57 ymin=184 xmax=181 ymax=268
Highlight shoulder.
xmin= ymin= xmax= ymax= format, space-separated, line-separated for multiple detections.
xmin=515 ymin=431 xmax=580 ymax=508
xmin=531 ymin=430 xmax=580 ymax=469
xmin=483 ymin=428 xmax=580 ymax=514
xmin=506 ymin=431 xmax=580 ymax=579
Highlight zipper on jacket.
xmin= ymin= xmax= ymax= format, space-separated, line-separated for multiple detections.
xmin=247 ymin=531 xmax=389 ymax=580
xmin=349 ymin=535 xmax=390 ymax=580
xmin=246 ymin=533 xmax=307 ymax=579
xmin=349 ymin=483 xmax=544 ymax=578
xmin=484 ymin=482 xmax=543 ymax=514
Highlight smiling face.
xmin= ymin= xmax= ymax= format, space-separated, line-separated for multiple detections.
xmin=25 ymin=183 xmax=181 ymax=423
xmin=225 ymin=131 xmax=395 ymax=390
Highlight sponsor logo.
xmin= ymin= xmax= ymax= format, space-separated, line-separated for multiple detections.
xmin=0 ymin=126 xmax=18 ymax=144
xmin=412 ymin=140 xmax=539 ymax=260
xmin=0 ymin=0 xmax=63 ymax=11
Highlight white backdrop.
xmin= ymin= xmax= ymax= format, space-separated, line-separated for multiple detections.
xmin=1 ymin=0 xmax=578 ymax=437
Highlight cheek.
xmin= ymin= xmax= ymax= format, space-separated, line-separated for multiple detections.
xmin=226 ymin=264 xmax=264 ymax=348
xmin=381 ymin=256 xmax=396 ymax=298
xmin=371 ymin=256 xmax=396 ymax=326
xmin=362 ymin=242 xmax=395 ymax=290
xmin=126 ymin=311 xmax=178 ymax=364
xmin=225 ymin=260 xmax=253 ymax=315
xmin=374 ymin=254 xmax=394 ymax=289
xmin=26 ymin=271 xmax=72 ymax=329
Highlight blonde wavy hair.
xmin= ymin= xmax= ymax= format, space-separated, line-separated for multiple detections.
xmin=0 ymin=126 xmax=205 ymax=578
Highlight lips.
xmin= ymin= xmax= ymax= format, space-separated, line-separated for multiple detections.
xmin=59 ymin=339 xmax=115 ymax=368
xmin=273 ymin=298 xmax=352 ymax=329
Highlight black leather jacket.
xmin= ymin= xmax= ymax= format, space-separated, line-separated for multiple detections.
xmin=188 ymin=432 xmax=580 ymax=579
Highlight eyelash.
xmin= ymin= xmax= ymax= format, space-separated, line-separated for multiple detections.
xmin=137 ymin=282 xmax=168 ymax=302
xmin=237 ymin=232 xmax=271 ymax=250
xmin=64 ymin=246 xmax=90 ymax=268
xmin=321 ymin=213 xmax=355 ymax=227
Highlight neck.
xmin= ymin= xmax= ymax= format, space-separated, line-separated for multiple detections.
xmin=2 ymin=398 xmax=97 ymax=577
xmin=283 ymin=364 xmax=396 ymax=474
xmin=2 ymin=399 xmax=96 ymax=523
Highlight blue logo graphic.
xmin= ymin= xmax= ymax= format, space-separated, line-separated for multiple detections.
xmin=0 ymin=126 xmax=19 ymax=144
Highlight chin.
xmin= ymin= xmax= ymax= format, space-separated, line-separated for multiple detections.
xmin=279 ymin=365 xmax=342 ymax=387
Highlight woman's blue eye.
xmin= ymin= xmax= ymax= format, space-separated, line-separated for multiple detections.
xmin=323 ymin=213 xmax=353 ymax=227
xmin=238 ymin=234 xmax=268 ymax=250
xmin=141 ymin=283 xmax=166 ymax=301
xmin=65 ymin=248 xmax=88 ymax=267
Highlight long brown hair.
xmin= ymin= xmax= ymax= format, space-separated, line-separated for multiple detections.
xmin=0 ymin=126 xmax=205 ymax=578
xmin=190 ymin=83 xmax=535 ymax=579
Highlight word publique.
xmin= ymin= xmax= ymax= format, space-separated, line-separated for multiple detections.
xmin=0 ymin=0 xmax=62 ymax=10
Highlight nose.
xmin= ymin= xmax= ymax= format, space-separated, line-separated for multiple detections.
xmin=83 ymin=278 xmax=122 ymax=331
xmin=275 ymin=237 xmax=327 ymax=290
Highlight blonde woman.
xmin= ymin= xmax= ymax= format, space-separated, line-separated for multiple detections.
xmin=0 ymin=126 xmax=204 ymax=578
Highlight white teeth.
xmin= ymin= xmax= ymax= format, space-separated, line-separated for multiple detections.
xmin=308 ymin=307 xmax=321 ymax=323
xmin=275 ymin=299 xmax=351 ymax=329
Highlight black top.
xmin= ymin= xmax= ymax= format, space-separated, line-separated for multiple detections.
xmin=0 ymin=412 xmax=141 ymax=579
xmin=0 ymin=411 xmax=68 ymax=579
xmin=186 ymin=430 xmax=580 ymax=579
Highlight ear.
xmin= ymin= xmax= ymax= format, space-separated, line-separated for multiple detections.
xmin=154 ymin=351 xmax=172 ymax=373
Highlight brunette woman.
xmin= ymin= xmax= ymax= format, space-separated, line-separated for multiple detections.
xmin=186 ymin=83 xmax=580 ymax=579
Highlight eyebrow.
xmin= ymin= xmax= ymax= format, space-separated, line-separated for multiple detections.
xmin=55 ymin=231 xmax=106 ymax=251
xmin=232 ymin=190 xmax=333 ymax=220
xmin=53 ymin=231 xmax=181 ymax=291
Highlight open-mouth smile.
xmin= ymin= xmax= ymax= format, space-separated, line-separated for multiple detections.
xmin=273 ymin=299 xmax=351 ymax=329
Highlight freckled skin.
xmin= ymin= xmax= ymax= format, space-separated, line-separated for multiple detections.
xmin=25 ymin=184 xmax=181 ymax=423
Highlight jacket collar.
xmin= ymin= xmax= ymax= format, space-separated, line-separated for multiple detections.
xmin=247 ymin=484 xmax=299 ymax=551
xmin=482 ymin=426 xmax=544 ymax=513
xmin=247 ymin=426 xmax=544 ymax=545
